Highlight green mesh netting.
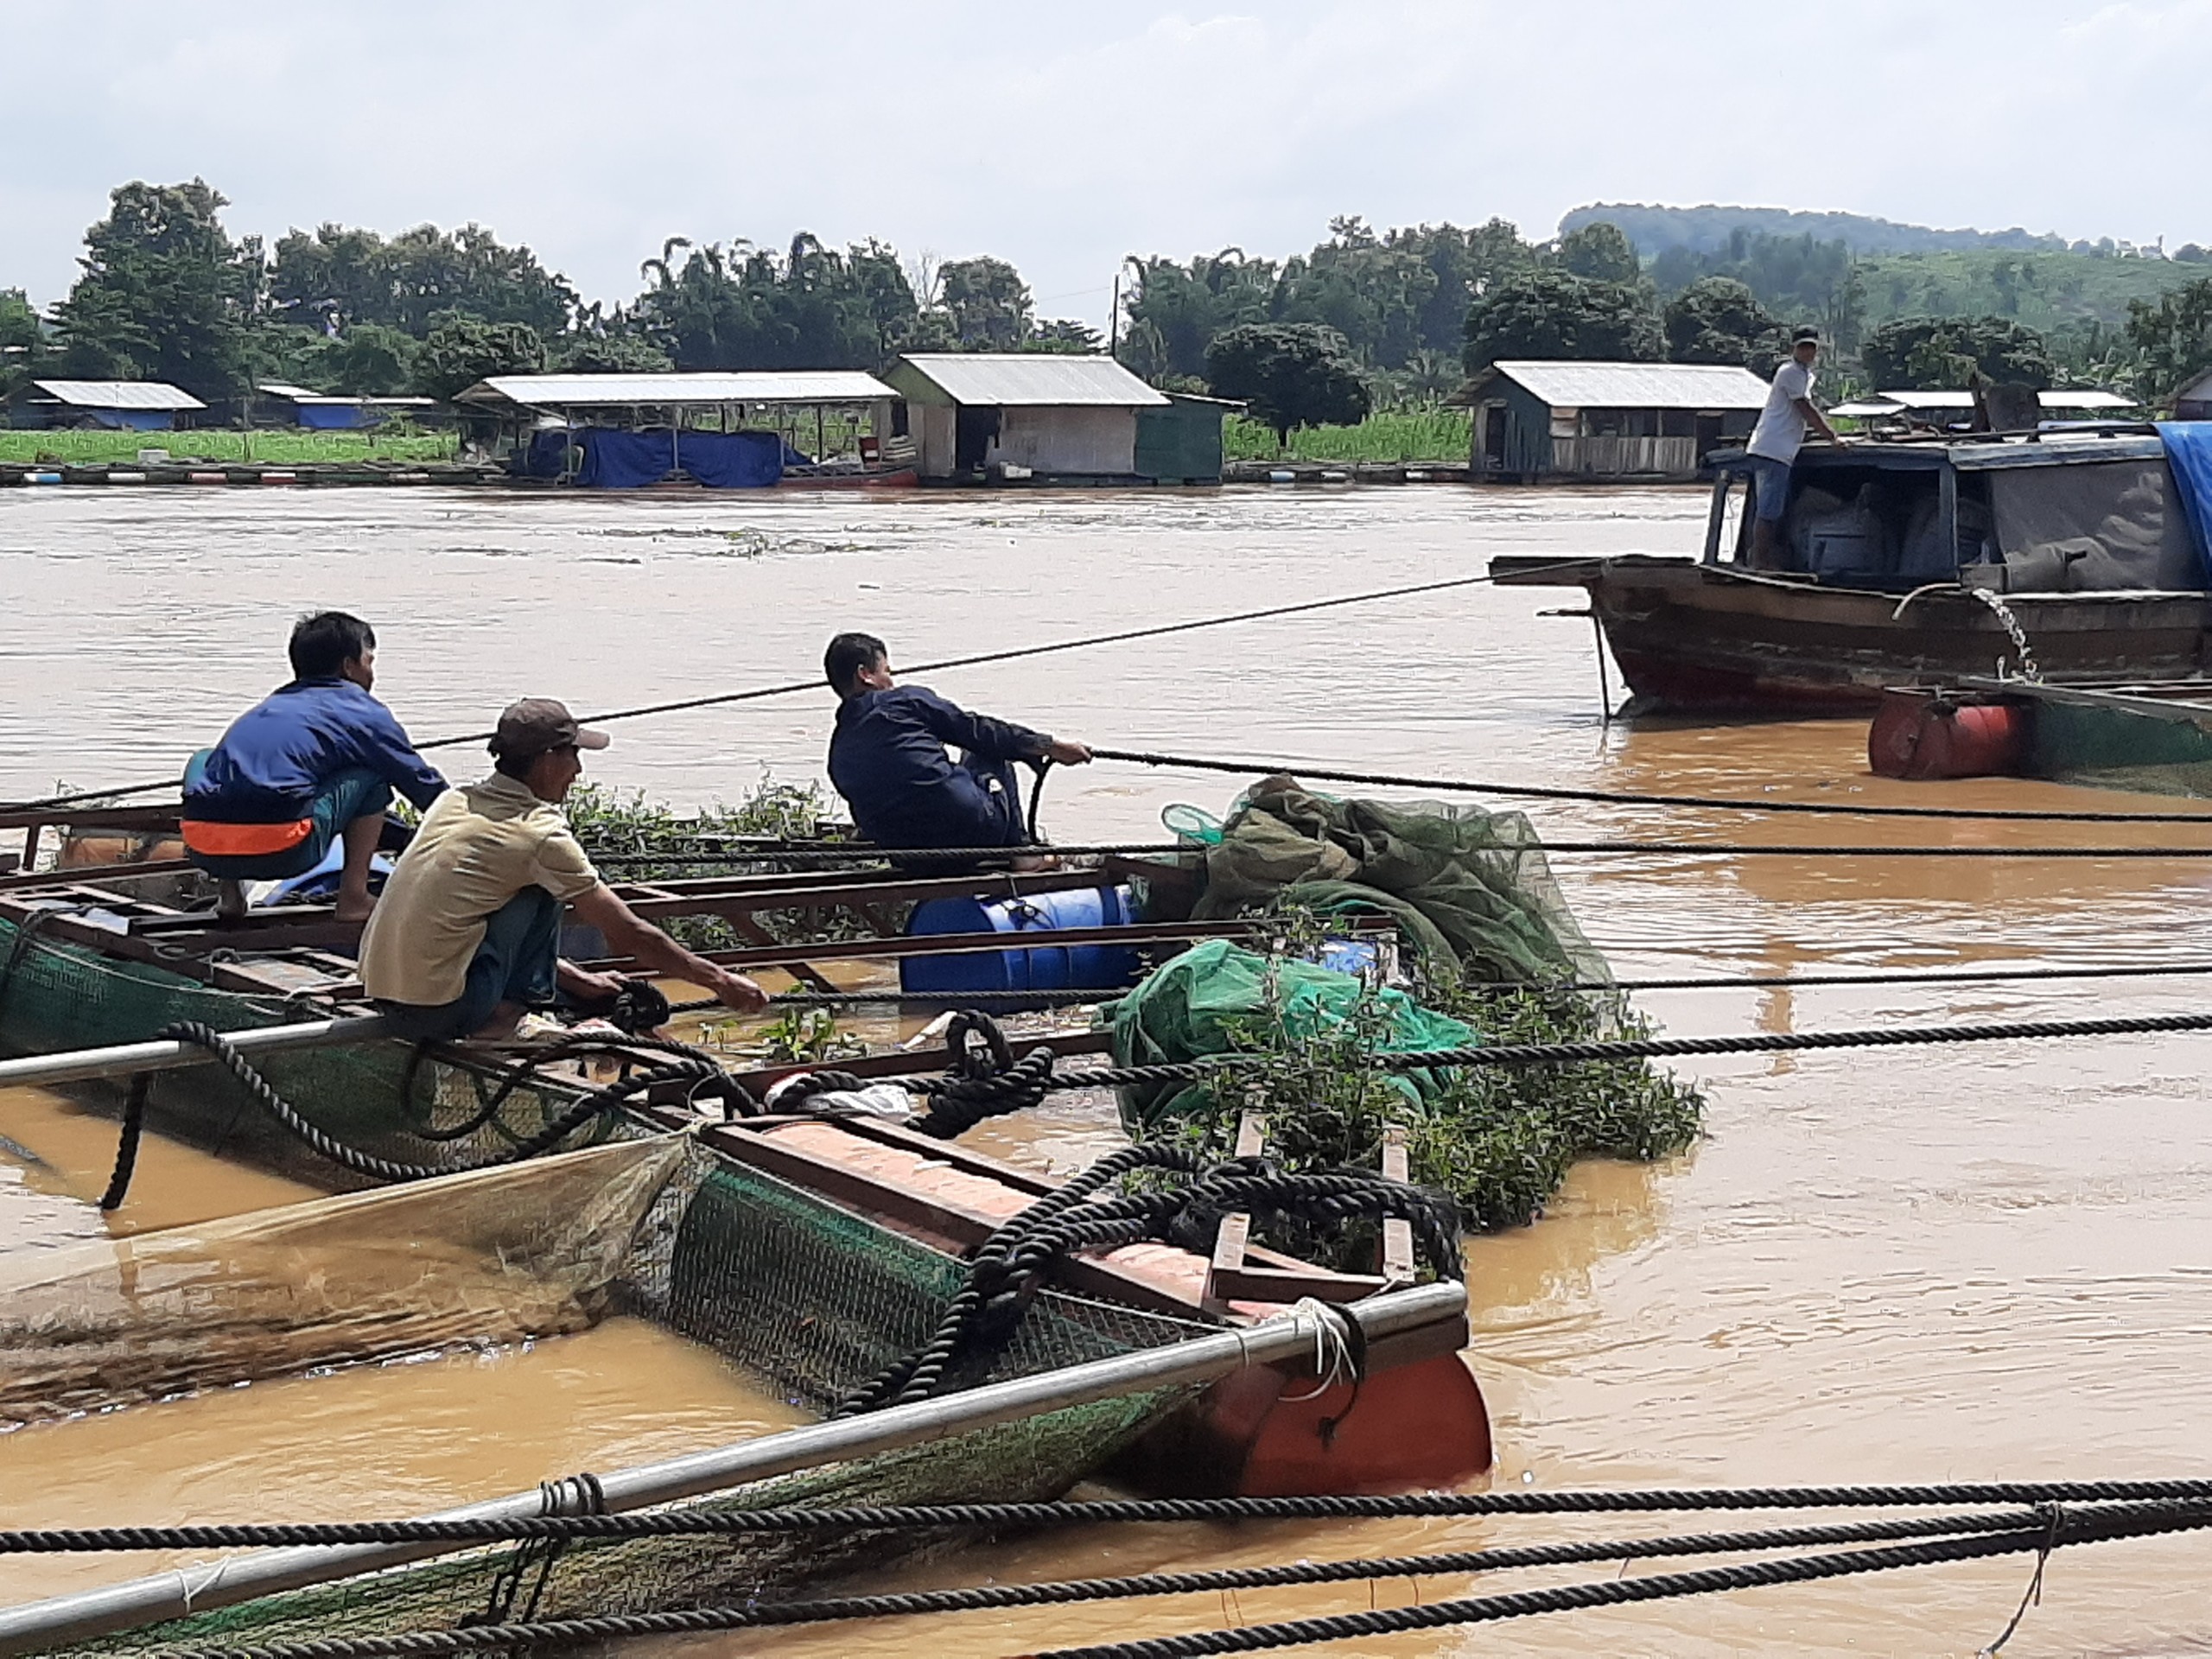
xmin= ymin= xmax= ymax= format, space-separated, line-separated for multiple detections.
xmin=1187 ymin=782 xmax=1609 ymax=982
xmin=1109 ymin=938 xmax=1476 ymax=1131
xmin=0 ymin=916 xmax=617 ymax=1185
xmin=0 ymin=920 xmax=1211 ymax=1650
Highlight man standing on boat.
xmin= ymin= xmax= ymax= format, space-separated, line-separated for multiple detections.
xmin=359 ymin=698 xmax=769 ymax=1044
xmin=1746 ymin=326 xmax=1847 ymax=569
xmin=181 ymin=612 xmax=448 ymax=923
xmin=823 ymin=632 xmax=1091 ymax=865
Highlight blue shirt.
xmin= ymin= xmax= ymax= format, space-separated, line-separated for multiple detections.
xmin=827 ymin=684 xmax=1048 ymax=847
xmin=184 ymin=678 xmax=448 ymax=823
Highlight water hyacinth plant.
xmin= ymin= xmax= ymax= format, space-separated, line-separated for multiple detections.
xmin=1157 ymin=939 xmax=1705 ymax=1241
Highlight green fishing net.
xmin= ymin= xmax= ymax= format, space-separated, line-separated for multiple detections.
xmin=1108 ymin=937 xmax=1476 ymax=1131
xmin=1187 ymin=781 xmax=1608 ymax=982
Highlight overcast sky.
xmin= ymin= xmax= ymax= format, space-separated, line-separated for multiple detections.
xmin=4 ymin=0 xmax=2209 ymax=331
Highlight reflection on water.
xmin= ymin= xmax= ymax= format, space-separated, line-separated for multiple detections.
xmin=8 ymin=487 xmax=2212 ymax=1651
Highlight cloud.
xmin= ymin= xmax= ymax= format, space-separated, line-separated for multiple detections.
xmin=2 ymin=0 xmax=2207 ymax=328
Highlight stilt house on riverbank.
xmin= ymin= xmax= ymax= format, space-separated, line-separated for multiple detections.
xmin=4 ymin=379 xmax=205 ymax=431
xmin=452 ymin=371 xmax=908 ymax=486
xmin=882 ymin=353 xmax=1228 ymax=484
xmin=1459 ymin=361 xmax=1766 ymax=483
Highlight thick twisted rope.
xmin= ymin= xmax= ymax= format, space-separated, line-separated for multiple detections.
xmin=896 ymin=1006 xmax=2212 ymax=1120
xmin=1086 ymin=746 xmax=2212 ymax=824
xmin=98 ymin=1023 xmax=715 ymax=1209
xmin=98 ymin=1499 xmax=2212 ymax=1659
xmin=28 ymin=1481 xmax=2212 ymax=1553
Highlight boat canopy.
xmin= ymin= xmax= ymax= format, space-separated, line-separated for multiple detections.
xmin=1985 ymin=451 xmax=2199 ymax=591
xmin=1707 ymin=433 xmax=2212 ymax=594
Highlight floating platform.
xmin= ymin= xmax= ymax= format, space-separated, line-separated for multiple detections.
xmin=1870 ymin=679 xmax=2212 ymax=799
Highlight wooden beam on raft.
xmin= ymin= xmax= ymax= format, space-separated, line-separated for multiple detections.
xmin=583 ymin=918 xmax=1363 ymax=974
xmin=1380 ymin=1123 xmax=1417 ymax=1287
xmin=0 ymin=857 xmax=194 ymax=893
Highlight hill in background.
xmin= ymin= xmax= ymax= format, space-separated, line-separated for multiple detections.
xmin=1560 ymin=202 xmax=2072 ymax=257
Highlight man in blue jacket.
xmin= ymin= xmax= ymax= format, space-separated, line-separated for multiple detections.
xmin=823 ymin=632 xmax=1090 ymax=860
xmin=181 ymin=612 xmax=448 ymax=921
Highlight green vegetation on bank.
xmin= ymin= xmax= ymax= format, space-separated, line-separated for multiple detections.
xmin=7 ymin=179 xmax=2209 ymax=436
xmin=1223 ymin=409 xmax=1471 ymax=464
xmin=0 ymin=429 xmax=457 ymax=465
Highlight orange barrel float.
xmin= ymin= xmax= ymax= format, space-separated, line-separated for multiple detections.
xmin=1867 ymin=687 xmax=2029 ymax=780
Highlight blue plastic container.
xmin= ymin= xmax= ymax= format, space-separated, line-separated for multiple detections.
xmin=902 ymin=885 xmax=1145 ymax=995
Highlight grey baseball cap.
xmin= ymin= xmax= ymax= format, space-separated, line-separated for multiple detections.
xmin=488 ymin=698 xmax=610 ymax=760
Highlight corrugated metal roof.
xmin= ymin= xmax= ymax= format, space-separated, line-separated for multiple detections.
xmin=1873 ymin=388 xmax=2139 ymax=411
xmin=892 ymin=353 xmax=1169 ymax=407
xmin=1484 ymin=360 xmax=1769 ymax=410
xmin=30 ymin=379 xmax=205 ymax=410
xmin=461 ymin=372 xmax=897 ymax=408
xmin=257 ymin=383 xmax=435 ymax=407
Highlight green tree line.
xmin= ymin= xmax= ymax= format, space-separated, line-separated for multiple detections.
xmin=6 ymin=180 xmax=2211 ymax=429
xmin=0 ymin=179 xmax=1103 ymax=409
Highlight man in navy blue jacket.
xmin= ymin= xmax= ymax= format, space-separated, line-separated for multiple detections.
xmin=181 ymin=612 xmax=448 ymax=920
xmin=823 ymin=632 xmax=1090 ymax=859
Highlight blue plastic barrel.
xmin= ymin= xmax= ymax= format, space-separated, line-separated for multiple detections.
xmin=902 ymin=886 xmax=1144 ymax=995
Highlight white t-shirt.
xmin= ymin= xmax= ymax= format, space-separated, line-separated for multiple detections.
xmin=1747 ymin=359 xmax=1816 ymax=463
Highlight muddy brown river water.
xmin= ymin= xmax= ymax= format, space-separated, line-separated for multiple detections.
xmin=8 ymin=486 xmax=2212 ymax=1652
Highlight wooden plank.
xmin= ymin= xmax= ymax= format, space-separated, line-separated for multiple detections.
xmin=1205 ymin=1111 xmax=1266 ymax=1312
xmin=0 ymin=857 xmax=194 ymax=893
xmin=614 ymin=865 xmax=1111 ymax=918
xmin=722 ymin=911 xmax=840 ymax=995
xmin=1381 ymin=1124 xmax=1416 ymax=1287
xmin=581 ymin=918 xmax=1291 ymax=973
xmin=701 ymin=1120 xmax=1219 ymax=1319
xmin=0 ymin=805 xmax=182 ymax=833
xmin=703 ymin=1123 xmax=988 ymax=1255
xmin=1207 ymin=1263 xmax=1390 ymax=1305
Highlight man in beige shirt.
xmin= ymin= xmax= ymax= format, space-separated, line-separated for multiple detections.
xmin=360 ymin=698 xmax=768 ymax=1043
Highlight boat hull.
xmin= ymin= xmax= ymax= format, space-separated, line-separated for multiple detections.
xmin=1560 ymin=558 xmax=2212 ymax=715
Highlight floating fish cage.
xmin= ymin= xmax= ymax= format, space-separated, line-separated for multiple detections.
xmin=0 ymin=918 xmax=1216 ymax=1650
xmin=0 ymin=910 xmax=1487 ymax=1652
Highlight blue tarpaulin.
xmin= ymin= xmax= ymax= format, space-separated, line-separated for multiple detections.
xmin=676 ymin=430 xmax=787 ymax=489
xmin=2159 ymin=423 xmax=2212 ymax=581
xmin=296 ymin=404 xmax=370 ymax=431
xmin=510 ymin=426 xmax=785 ymax=488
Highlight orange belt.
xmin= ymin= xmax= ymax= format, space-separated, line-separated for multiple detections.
xmin=181 ymin=818 xmax=315 ymax=857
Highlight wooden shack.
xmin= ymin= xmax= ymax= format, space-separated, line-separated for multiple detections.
xmin=884 ymin=353 xmax=1218 ymax=484
xmin=6 ymin=379 xmax=205 ymax=431
xmin=1461 ymin=360 xmax=1766 ymax=482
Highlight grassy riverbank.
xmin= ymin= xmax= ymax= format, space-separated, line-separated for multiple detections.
xmin=0 ymin=429 xmax=458 ymax=465
xmin=1224 ymin=408 xmax=1471 ymax=464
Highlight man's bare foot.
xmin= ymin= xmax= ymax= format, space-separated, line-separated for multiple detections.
xmin=1010 ymin=852 xmax=1062 ymax=872
xmin=465 ymin=1001 xmax=528 ymax=1044
xmin=216 ymin=880 xmax=248 ymax=919
xmin=334 ymin=893 xmax=376 ymax=924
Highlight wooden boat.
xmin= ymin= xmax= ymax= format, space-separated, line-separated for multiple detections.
xmin=1869 ymin=677 xmax=2212 ymax=800
xmin=1494 ymin=431 xmax=2212 ymax=715
xmin=0 ymin=817 xmax=1487 ymax=1507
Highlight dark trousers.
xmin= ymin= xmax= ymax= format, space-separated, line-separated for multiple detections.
xmin=378 ymin=887 xmax=561 ymax=1043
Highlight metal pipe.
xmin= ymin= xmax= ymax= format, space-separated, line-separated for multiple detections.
xmin=0 ymin=1284 xmax=1464 ymax=1650
xmin=0 ymin=1014 xmax=389 ymax=1092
